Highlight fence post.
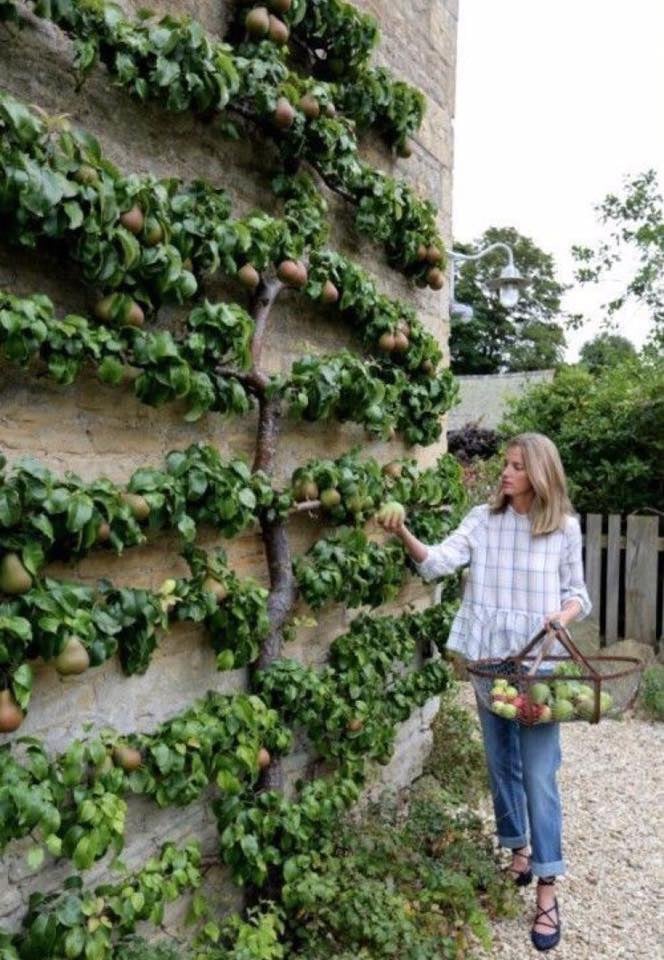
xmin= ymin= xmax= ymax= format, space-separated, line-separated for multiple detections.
xmin=585 ymin=514 xmax=603 ymax=626
xmin=604 ymin=515 xmax=621 ymax=645
xmin=625 ymin=515 xmax=659 ymax=647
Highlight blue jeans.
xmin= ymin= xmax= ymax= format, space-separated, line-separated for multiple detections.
xmin=476 ymin=697 xmax=566 ymax=877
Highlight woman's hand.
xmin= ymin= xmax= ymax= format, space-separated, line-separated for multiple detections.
xmin=376 ymin=500 xmax=407 ymax=535
xmin=544 ymin=600 xmax=582 ymax=631
xmin=376 ymin=501 xmax=431 ymax=564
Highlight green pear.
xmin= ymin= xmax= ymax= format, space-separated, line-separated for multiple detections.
xmin=54 ymin=636 xmax=90 ymax=676
xmin=0 ymin=553 xmax=32 ymax=595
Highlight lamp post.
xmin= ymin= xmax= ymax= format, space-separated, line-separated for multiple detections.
xmin=449 ymin=242 xmax=528 ymax=321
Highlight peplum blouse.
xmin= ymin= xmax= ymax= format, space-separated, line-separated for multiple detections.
xmin=414 ymin=503 xmax=592 ymax=660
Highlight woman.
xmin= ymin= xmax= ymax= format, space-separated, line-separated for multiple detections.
xmin=379 ymin=432 xmax=591 ymax=952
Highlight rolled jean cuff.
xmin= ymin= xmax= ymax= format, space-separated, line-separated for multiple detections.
xmin=498 ymin=834 xmax=529 ymax=849
xmin=532 ymin=858 xmax=566 ymax=878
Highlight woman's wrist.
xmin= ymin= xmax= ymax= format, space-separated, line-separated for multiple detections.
xmin=399 ymin=526 xmax=428 ymax=564
xmin=560 ymin=600 xmax=582 ymax=624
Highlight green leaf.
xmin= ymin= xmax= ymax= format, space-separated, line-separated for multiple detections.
xmin=64 ymin=926 xmax=86 ymax=959
xmin=21 ymin=540 xmax=44 ymax=576
xmin=0 ymin=488 xmax=21 ymax=526
xmin=26 ymin=846 xmax=44 ymax=870
xmin=45 ymin=833 xmax=63 ymax=857
xmin=216 ymin=769 xmax=241 ymax=794
xmin=238 ymin=487 xmax=256 ymax=509
xmin=67 ymin=493 xmax=94 ymax=532
xmin=11 ymin=662 xmax=33 ymax=709
xmin=97 ymin=356 xmax=124 ymax=384
xmin=216 ymin=649 xmax=235 ymax=671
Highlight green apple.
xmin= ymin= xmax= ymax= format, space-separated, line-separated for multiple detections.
xmin=553 ymin=681 xmax=573 ymax=701
xmin=600 ymin=692 xmax=613 ymax=713
xmin=530 ymin=683 xmax=551 ymax=705
xmin=575 ymin=696 xmax=596 ymax=720
xmin=551 ymin=698 xmax=574 ymax=721
xmin=503 ymin=685 xmax=519 ymax=700
xmin=501 ymin=703 xmax=518 ymax=719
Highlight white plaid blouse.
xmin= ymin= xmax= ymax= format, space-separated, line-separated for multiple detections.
xmin=414 ymin=504 xmax=592 ymax=660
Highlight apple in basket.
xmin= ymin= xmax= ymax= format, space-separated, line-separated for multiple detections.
xmin=574 ymin=696 xmax=596 ymax=720
xmin=490 ymin=678 xmax=509 ymax=701
xmin=518 ymin=698 xmax=543 ymax=724
xmin=537 ymin=704 xmax=553 ymax=723
xmin=553 ymin=680 xmax=574 ymax=701
xmin=575 ymin=690 xmax=613 ymax=720
xmin=551 ymin=698 xmax=574 ymax=721
xmin=498 ymin=702 xmax=518 ymax=719
xmin=600 ymin=691 xmax=613 ymax=713
xmin=529 ymin=682 xmax=551 ymax=705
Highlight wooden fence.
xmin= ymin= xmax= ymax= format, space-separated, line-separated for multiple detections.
xmin=583 ymin=514 xmax=663 ymax=648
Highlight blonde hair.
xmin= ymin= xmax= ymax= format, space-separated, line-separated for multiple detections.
xmin=490 ymin=432 xmax=574 ymax=535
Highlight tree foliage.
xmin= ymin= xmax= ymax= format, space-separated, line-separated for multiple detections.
xmin=572 ymin=169 xmax=664 ymax=345
xmin=500 ymin=354 xmax=664 ymax=514
xmin=450 ymin=226 xmax=567 ymax=374
xmin=0 ymin=2 xmax=487 ymax=956
xmin=578 ymin=333 xmax=637 ymax=373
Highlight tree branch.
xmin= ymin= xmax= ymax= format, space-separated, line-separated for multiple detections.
xmin=291 ymin=499 xmax=321 ymax=513
xmin=227 ymin=105 xmax=356 ymax=205
xmin=251 ymin=277 xmax=283 ymax=372
xmin=214 ymin=365 xmax=268 ymax=394
xmin=244 ymin=280 xmax=297 ymax=799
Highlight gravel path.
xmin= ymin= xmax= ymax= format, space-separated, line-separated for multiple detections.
xmin=459 ymin=688 xmax=664 ymax=958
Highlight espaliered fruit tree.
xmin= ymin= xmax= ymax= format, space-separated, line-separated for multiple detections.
xmin=0 ymin=1 xmax=464 ymax=956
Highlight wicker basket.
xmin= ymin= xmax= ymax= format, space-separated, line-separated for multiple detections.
xmin=466 ymin=624 xmax=643 ymax=725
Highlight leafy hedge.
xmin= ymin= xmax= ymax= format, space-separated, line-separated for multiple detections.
xmin=500 ymin=355 xmax=663 ymax=514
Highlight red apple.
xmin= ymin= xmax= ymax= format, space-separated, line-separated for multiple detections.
xmin=537 ymin=705 xmax=553 ymax=723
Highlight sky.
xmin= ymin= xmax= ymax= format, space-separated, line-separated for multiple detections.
xmin=452 ymin=0 xmax=664 ymax=359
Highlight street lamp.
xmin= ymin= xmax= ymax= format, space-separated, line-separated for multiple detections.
xmin=450 ymin=242 xmax=528 ymax=321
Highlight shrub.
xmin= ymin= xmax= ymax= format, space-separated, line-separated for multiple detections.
xmin=447 ymin=422 xmax=499 ymax=465
xmin=424 ymin=689 xmax=489 ymax=804
xmin=639 ymin=665 xmax=664 ymax=722
xmin=283 ymin=785 xmax=518 ymax=959
xmin=499 ymin=354 xmax=663 ymax=514
xmin=114 ymin=940 xmax=181 ymax=960
xmin=459 ymin=455 xmax=503 ymax=509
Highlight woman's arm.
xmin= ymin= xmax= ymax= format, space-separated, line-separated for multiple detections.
xmin=378 ymin=510 xmax=428 ymax=562
xmin=545 ymin=516 xmax=592 ymax=628
xmin=379 ymin=506 xmax=486 ymax=581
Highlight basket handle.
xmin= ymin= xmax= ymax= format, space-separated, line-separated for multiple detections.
xmin=526 ymin=627 xmax=557 ymax=677
xmin=550 ymin=622 xmax=601 ymax=679
xmin=519 ymin=622 xmax=600 ymax=677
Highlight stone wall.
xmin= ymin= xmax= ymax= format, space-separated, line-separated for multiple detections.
xmin=447 ymin=369 xmax=556 ymax=430
xmin=0 ymin=0 xmax=459 ymax=937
